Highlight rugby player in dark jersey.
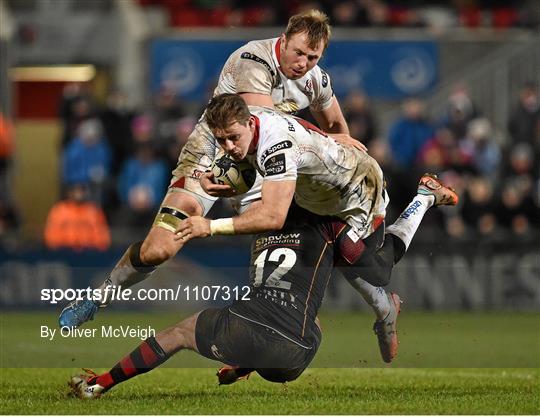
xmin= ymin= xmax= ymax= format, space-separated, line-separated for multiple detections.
xmin=69 ymin=206 xmax=341 ymax=398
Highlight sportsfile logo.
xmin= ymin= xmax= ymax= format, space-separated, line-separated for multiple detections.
xmin=400 ymin=200 xmax=422 ymax=219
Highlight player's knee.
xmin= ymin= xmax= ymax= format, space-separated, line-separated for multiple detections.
xmin=373 ymin=266 xmax=392 ymax=286
xmin=156 ymin=325 xmax=192 ymax=352
xmin=139 ymin=239 xmax=176 ymax=266
xmin=170 ymin=325 xmax=195 ymax=349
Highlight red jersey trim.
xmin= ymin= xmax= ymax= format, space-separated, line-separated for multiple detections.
xmin=248 ymin=115 xmax=260 ymax=155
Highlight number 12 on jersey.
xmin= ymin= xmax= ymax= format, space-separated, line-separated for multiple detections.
xmin=253 ymin=248 xmax=297 ymax=290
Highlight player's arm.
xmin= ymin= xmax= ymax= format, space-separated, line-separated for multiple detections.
xmin=311 ymin=97 xmax=367 ymax=152
xmin=174 ymin=180 xmax=295 ymax=240
xmin=310 ymin=96 xmax=349 ymax=134
xmin=240 ymin=93 xmax=275 ymax=108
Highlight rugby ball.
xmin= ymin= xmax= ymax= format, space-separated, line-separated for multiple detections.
xmin=210 ymin=154 xmax=256 ymax=194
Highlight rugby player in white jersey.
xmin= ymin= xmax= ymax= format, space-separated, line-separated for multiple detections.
xmin=59 ymin=10 xmax=401 ymax=362
xmin=176 ymin=94 xmax=458 ymax=317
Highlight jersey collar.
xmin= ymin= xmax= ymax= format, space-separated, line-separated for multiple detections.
xmin=248 ymin=115 xmax=260 ymax=155
xmin=273 ymin=37 xmax=285 ymax=76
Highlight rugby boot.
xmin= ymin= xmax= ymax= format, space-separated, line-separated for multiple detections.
xmin=59 ymin=298 xmax=99 ymax=329
xmin=417 ymin=173 xmax=459 ymax=206
xmin=373 ymin=292 xmax=402 ymax=363
xmin=217 ymin=365 xmax=253 ymax=385
xmin=68 ymin=369 xmax=106 ymax=399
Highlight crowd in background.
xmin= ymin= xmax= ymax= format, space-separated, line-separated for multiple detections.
xmin=9 ymin=77 xmax=529 ymax=251
xmin=1 ymin=77 xmax=538 ymax=251
xmin=299 ymin=82 xmax=540 ymax=244
xmin=138 ymin=0 xmax=539 ymax=30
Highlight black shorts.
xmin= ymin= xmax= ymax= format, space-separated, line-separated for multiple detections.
xmin=195 ymin=306 xmax=320 ymax=383
xmin=333 ymin=221 xmax=395 ymax=286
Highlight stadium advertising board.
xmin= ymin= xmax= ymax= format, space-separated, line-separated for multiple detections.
xmin=2 ymin=241 xmax=538 ymax=311
xmin=149 ymin=39 xmax=438 ymax=100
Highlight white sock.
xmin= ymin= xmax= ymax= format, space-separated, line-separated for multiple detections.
xmin=386 ymin=194 xmax=434 ymax=249
xmin=347 ymin=278 xmax=390 ymax=320
xmin=96 ymin=248 xmax=156 ymax=306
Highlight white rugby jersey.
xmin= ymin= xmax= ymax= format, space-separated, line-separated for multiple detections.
xmin=244 ymin=107 xmax=387 ymax=237
xmin=215 ymin=37 xmax=334 ymax=114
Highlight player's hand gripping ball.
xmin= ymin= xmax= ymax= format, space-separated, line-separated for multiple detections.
xmin=210 ymin=154 xmax=256 ymax=194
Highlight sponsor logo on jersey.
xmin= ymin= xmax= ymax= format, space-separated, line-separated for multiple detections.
xmin=263 ymin=153 xmax=286 ymax=176
xmin=321 ymin=69 xmax=329 ymax=88
xmin=275 ymin=99 xmax=299 ymax=114
xmin=255 ymin=233 xmax=301 ymax=248
xmin=260 ymin=140 xmax=292 ymax=164
xmin=346 ymin=227 xmax=361 ymax=243
xmin=190 ymin=169 xmax=205 ymax=179
xmin=304 ymin=79 xmax=313 ymax=99
xmin=240 ymin=52 xmax=275 ymax=77
xmin=400 ymin=200 xmax=422 ymax=219
xmin=210 ymin=344 xmax=224 ymax=360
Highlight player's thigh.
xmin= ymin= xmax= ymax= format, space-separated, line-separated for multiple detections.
xmin=256 ymin=326 xmax=321 ymax=383
xmin=140 ymin=191 xmax=206 ymax=264
xmin=194 ymin=307 xmax=253 ymax=366
xmin=335 ymin=223 xmax=392 ymax=286
xmin=141 ymin=121 xmax=218 ymax=262
xmin=195 ymin=307 xmax=315 ymax=370
xmin=156 ymin=311 xmax=200 ymax=353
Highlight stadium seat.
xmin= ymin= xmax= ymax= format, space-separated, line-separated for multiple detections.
xmin=492 ymin=8 xmax=519 ymax=28
xmin=459 ymin=6 xmax=482 ymax=28
xmin=170 ymin=8 xmax=205 ymax=27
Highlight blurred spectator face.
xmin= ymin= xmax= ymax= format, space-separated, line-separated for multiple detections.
xmin=156 ymin=88 xmax=177 ymax=109
xmin=279 ymin=32 xmax=324 ymax=80
xmin=63 ymin=82 xmax=83 ymax=98
xmin=478 ymin=214 xmax=496 ymax=235
xmin=72 ymin=97 xmax=91 ymax=118
xmin=365 ymin=0 xmax=389 ymax=26
xmin=501 ymin=184 xmax=523 ymax=209
xmin=520 ymin=85 xmax=539 ymax=113
xmin=510 ymin=144 xmax=533 ymax=174
xmin=440 ymin=170 xmax=465 ymax=195
xmin=512 ymin=215 xmax=529 ymax=235
xmin=106 ymin=91 xmax=129 ymax=112
xmin=468 ymin=176 xmax=492 ymax=204
xmin=467 ymin=118 xmax=492 ymax=144
xmin=131 ymin=115 xmax=153 ymax=144
xmin=129 ymin=185 xmax=153 ymax=212
xmin=367 ymin=139 xmax=389 ymax=166
xmin=436 ymin=127 xmax=455 ymax=147
xmin=402 ymin=99 xmax=425 ymax=120
xmin=332 ymin=1 xmax=358 ymax=26
xmin=66 ymin=184 xmax=89 ymax=203
xmin=448 ymin=89 xmax=473 ymax=123
xmin=78 ymin=119 xmax=103 ymax=145
xmin=420 ymin=146 xmax=445 ymax=170
xmin=347 ymin=90 xmax=368 ymax=113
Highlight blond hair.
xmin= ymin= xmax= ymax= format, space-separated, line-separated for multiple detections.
xmin=285 ymin=9 xmax=331 ymax=50
xmin=205 ymin=94 xmax=251 ymax=131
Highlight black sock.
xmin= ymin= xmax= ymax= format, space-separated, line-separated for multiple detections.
xmin=129 ymin=241 xmax=157 ymax=272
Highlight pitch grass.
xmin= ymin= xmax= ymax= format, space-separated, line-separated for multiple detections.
xmin=1 ymin=368 xmax=538 ymax=414
xmin=1 ymin=311 xmax=539 ymax=414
